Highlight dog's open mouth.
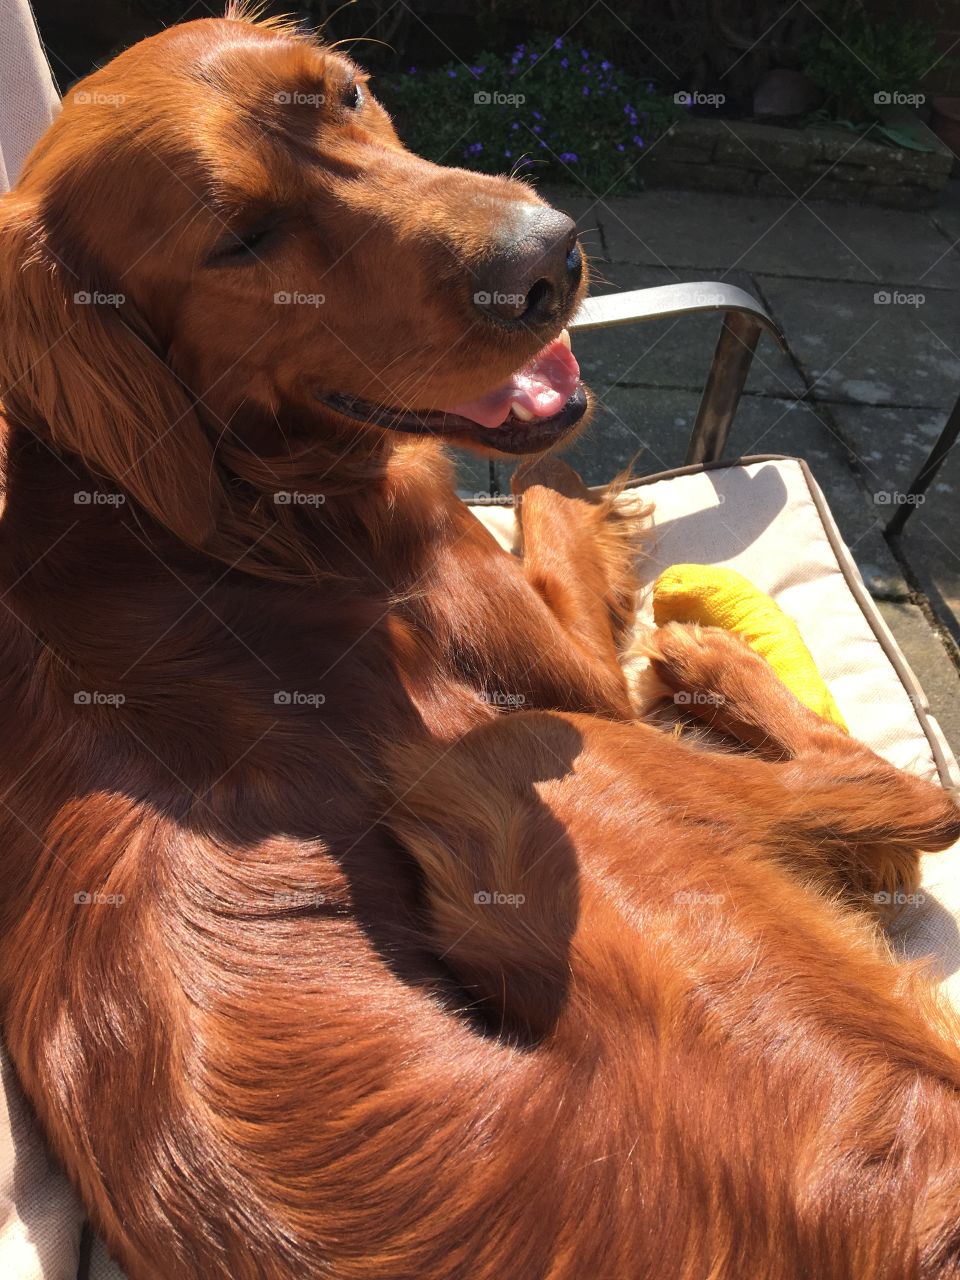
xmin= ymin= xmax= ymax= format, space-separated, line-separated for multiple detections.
xmin=321 ymin=330 xmax=587 ymax=454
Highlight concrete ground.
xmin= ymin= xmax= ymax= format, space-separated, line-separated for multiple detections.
xmin=455 ymin=182 xmax=960 ymax=755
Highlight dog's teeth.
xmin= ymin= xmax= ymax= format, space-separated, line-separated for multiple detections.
xmin=557 ymin=328 xmax=572 ymax=349
xmin=511 ymin=402 xmax=535 ymax=421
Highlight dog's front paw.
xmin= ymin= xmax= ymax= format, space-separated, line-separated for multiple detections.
xmin=512 ymin=457 xmax=595 ymax=503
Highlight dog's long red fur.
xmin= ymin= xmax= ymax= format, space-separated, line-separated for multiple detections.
xmin=2 ymin=12 xmax=960 ymax=1279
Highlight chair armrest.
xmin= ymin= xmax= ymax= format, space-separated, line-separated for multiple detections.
xmin=569 ymin=282 xmax=787 ymax=465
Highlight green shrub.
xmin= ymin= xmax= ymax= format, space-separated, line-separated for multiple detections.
xmin=803 ymin=6 xmax=937 ymax=121
xmin=378 ymin=42 xmax=684 ymax=192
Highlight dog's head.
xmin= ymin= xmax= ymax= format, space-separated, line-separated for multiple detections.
xmin=0 ymin=10 xmax=589 ymax=554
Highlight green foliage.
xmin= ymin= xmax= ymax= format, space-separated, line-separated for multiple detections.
xmin=377 ymin=42 xmax=684 ymax=193
xmin=803 ymin=6 xmax=937 ymax=121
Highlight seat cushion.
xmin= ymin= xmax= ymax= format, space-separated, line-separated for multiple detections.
xmin=0 ymin=0 xmax=58 ymax=193
xmin=469 ymin=455 xmax=960 ymax=1006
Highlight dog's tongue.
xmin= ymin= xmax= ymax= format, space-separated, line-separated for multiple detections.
xmin=442 ymin=332 xmax=580 ymax=429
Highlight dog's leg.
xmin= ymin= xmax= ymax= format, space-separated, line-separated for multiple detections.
xmin=511 ymin=459 xmax=645 ymax=667
xmin=645 ymin=622 xmax=960 ymax=904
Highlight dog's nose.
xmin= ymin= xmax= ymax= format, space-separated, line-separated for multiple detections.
xmin=473 ymin=206 xmax=581 ymax=327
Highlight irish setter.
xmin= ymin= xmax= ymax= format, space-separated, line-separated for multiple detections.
xmin=1 ymin=10 xmax=960 ymax=1279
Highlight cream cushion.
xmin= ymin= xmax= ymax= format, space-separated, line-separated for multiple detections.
xmin=0 ymin=0 xmax=58 ymax=194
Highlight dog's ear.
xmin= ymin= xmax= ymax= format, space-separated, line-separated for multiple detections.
xmin=0 ymin=194 xmax=222 ymax=550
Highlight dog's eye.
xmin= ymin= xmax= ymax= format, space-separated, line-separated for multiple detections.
xmin=343 ymin=81 xmax=363 ymax=111
xmin=211 ymin=226 xmax=273 ymax=265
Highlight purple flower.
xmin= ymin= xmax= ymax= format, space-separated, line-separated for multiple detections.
xmin=470 ymin=65 xmax=486 ymax=76
xmin=616 ymin=142 xmax=625 ymax=152
xmin=407 ymin=66 xmax=417 ymax=75
xmin=647 ymin=82 xmax=654 ymax=94
xmin=633 ymin=134 xmax=644 ymax=147
xmin=504 ymin=149 xmax=512 ymax=157
xmin=532 ymin=110 xmax=542 ymax=120
xmin=465 ymin=141 xmax=484 ymax=156
xmin=601 ymin=60 xmax=611 ymax=71
xmin=553 ymin=38 xmax=563 ymax=50
xmin=559 ymin=152 xmax=578 ymax=163
xmin=581 ymin=49 xmax=588 ymax=60
xmin=510 ymin=121 xmax=519 ymax=131
xmin=583 ymin=85 xmax=590 ymax=96
xmin=533 ymin=124 xmax=542 ymax=134
xmin=560 ymin=57 xmax=569 ymax=68
xmin=447 ymin=69 xmax=457 ymax=78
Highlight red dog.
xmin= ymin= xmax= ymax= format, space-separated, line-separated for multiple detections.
xmin=1 ymin=11 xmax=959 ymax=1279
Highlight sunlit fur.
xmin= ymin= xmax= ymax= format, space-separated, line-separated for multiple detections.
xmin=1 ymin=14 xmax=960 ymax=1280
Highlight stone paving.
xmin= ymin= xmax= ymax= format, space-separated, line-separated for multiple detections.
xmin=455 ymin=182 xmax=960 ymax=753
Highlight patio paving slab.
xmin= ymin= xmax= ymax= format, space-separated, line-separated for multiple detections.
xmin=543 ymin=187 xmax=960 ymax=290
xmin=876 ymin=599 xmax=960 ymax=757
xmin=754 ymin=276 xmax=960 ymax=409
xmin=576 ymin=262 xmax=804 ymax=399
